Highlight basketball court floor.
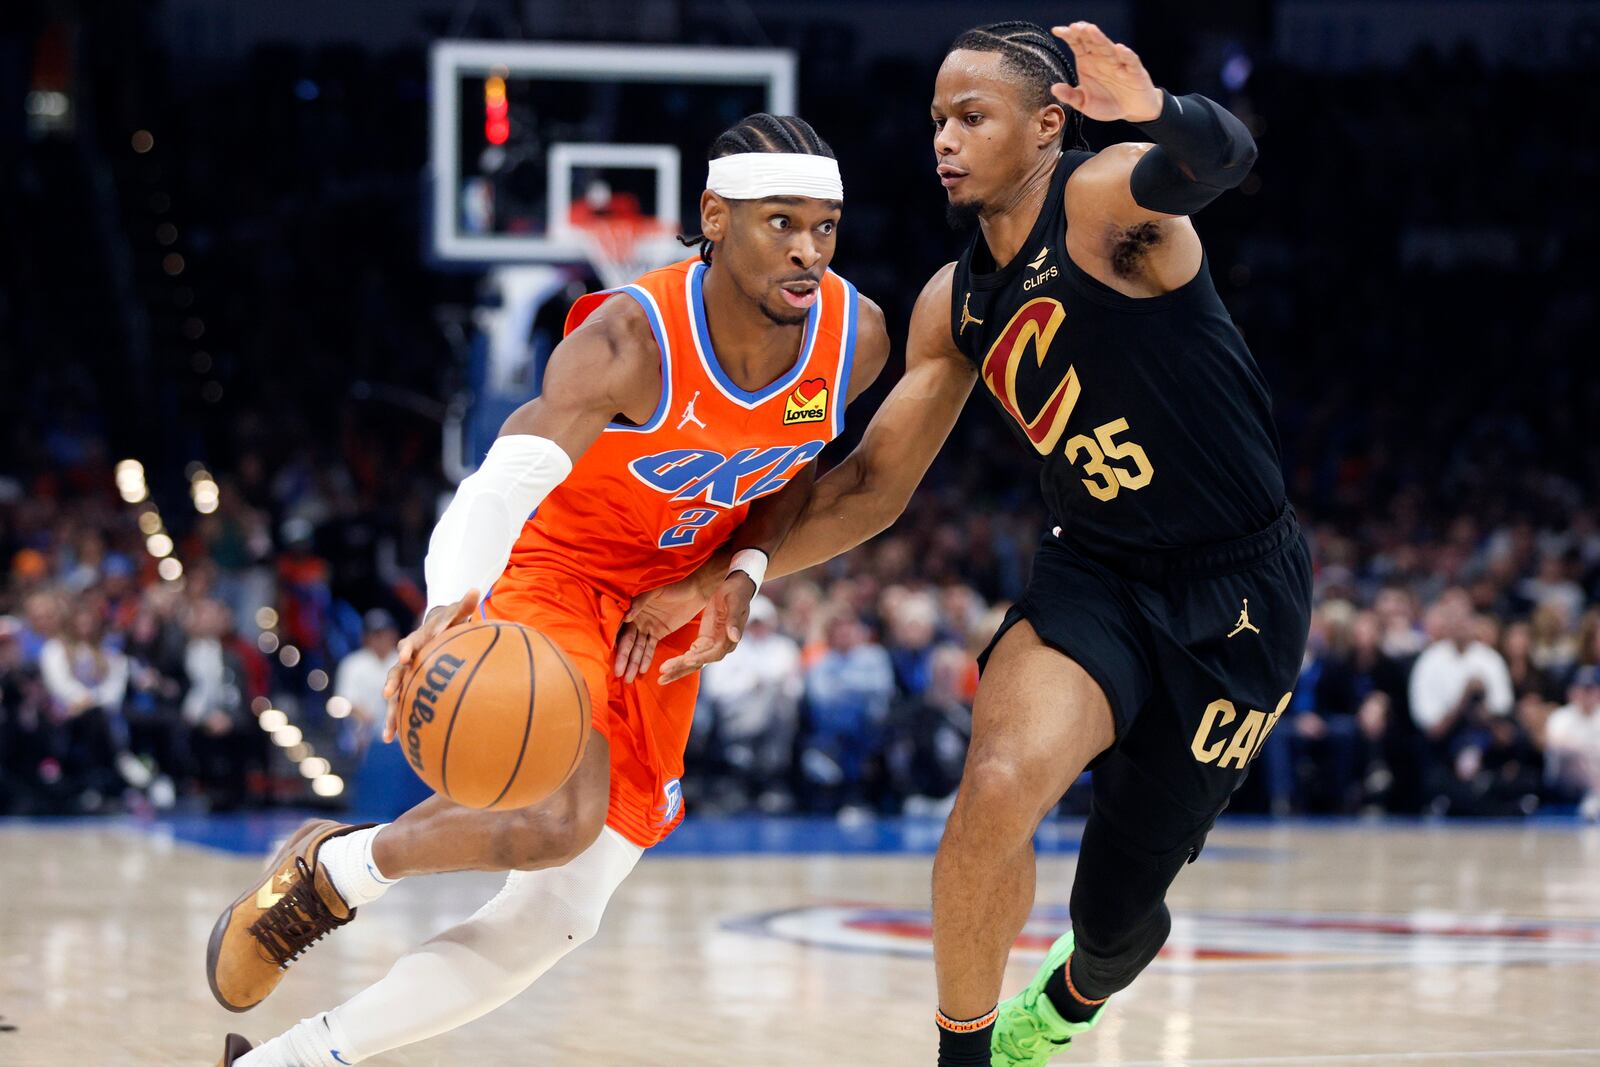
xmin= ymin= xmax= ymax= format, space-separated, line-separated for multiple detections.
xmin=2 ymin=815 xmax=1597 ymax=1065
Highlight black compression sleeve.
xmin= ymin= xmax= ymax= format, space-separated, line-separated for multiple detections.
xmin=1129 ymin=90 xmax=1257 ymax=215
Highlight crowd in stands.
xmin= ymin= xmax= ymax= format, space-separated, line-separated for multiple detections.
xmin=4 ymin=454 xmax=1599 ymax=820
xmin=2 ymin=16 xmax=1596 ymax=819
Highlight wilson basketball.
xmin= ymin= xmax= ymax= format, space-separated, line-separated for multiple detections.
xmin=398 ymin=621 xmax=590 ymax=810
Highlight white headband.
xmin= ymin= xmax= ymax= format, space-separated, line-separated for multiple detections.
xmin=706 ymin=152 xmax=844 ymax=202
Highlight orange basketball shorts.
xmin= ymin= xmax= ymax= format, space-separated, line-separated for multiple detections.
xmin=479 ymin=565 xmax=698 ymax=848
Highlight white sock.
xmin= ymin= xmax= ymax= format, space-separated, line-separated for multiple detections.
xmin=322 ymin=828 xmax=641 ymax=1062
xmin=318 ymin=825 xmax=397 ymax=908
xmin=236 ymin=1011 xmax=351 ymax=1067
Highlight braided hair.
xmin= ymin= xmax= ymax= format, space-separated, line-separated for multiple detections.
xmin=947 ymin=22 xmax=1089 ymax=151
xmin=679 ymin=113 xmax=837 ymax=264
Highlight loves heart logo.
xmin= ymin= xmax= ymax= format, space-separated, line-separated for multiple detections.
xmin=783 ymin=377 xmax=830 ymax=426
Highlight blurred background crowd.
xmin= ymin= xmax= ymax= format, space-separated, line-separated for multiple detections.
xmin=3 ymin=1 xmax=1596 ymax=821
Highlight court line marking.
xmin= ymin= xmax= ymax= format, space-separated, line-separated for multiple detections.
xmin=1094 ymin=1050 xmax=1600 ymax=1065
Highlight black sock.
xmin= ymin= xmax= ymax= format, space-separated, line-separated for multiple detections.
xmin=1044 ymin=953 xmax=1106 ymax=1024
xmin=936 ymin=1008 xmax=996 ymax=1066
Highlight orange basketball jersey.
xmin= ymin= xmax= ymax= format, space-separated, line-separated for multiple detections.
xmin=499 ymin=257 xmax=861 ymax=602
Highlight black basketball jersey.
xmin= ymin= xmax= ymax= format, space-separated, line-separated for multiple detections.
xmin=950 ymin=150 xmax=1286 ymax=556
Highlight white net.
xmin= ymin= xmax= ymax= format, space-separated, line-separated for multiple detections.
xmin=575 ymin=218 xmax=676 ymax=289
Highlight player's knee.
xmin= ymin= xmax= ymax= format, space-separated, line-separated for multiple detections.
xmin=492 ymin=789 xmax=606 ymax=871
xmin=545 ymin=798 xmax=607 ymax=867
xmin=955 ymin=754 xmax=1052 ymax=839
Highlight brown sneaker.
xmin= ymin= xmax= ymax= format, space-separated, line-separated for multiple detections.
xmin=205 ymin=819 xmax=373 ymax=1012
xmin=216 ymin=1033 xmax=252 ymax=1065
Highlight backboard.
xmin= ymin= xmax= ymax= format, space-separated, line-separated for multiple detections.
xmin=429 ymin=40 xmax=797 ymax=269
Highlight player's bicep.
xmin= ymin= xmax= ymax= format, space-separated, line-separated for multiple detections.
xmin=854 ymin=268 xmax=975 ymax=490
xmin=498 ymin=297 xmax=662 ymax=459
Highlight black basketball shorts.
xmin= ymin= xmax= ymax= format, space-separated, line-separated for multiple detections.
xmin=979 ymin=504 xmax=1313 ymax=863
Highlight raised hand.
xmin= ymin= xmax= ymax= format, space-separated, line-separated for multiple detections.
xmin=382 ymin=589 xmax=478 ymax=743
xmin=1051 ymin=22 xmax=1164 ymax=124
xmin=656 ymin=573 xmax=757 ymax=685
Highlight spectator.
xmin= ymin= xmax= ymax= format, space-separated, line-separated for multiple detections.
xmin=801 ymin=613 xmax=895 ymax=814
xmin=1409 ymin=589 xmax=1515 ymax=745
xmin=697 ymin=596 xmax=803 ymax=812
xmin=333 ymin=608 xmax=402 ymax=743
xmin=121 ymin=592 xmax=190 ymax=802
xmin=1 ymin=615 xmax=54 ymax=811
xmin=885 ymin=643 xmax=973 ymax=814
xmin=38 ymin=592 xmax=131 ymax=805
xmin=883 ymin=587 xmax=940 ymax=697
xmin=183 ymin=599 xmax=264 ymax=809
xmin=1546 ymin=666 xmax=1600 ymax=819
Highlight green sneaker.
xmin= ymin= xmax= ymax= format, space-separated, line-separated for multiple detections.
xmin=990 ymin=931 xmax=1104 ymax=1066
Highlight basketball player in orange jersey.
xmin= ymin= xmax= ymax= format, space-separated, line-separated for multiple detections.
xmin=203 ymin=113 xmax=889 ymax=1066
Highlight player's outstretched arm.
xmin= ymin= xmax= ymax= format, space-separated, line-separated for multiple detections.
xmin=766 ymin=264 xmax=976 ymax=581
xmin=381 ymin=297 xmax=662 ymax=740
xmin=1053 ymin=21 xmax=1257 ymax=225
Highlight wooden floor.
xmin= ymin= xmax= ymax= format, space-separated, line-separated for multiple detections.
xmin=2 ymin=817 xmax=1598 ymax=1066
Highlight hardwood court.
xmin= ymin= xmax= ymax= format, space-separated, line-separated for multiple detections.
xmin=1 ymin=817 xmax=1597 ymax=1065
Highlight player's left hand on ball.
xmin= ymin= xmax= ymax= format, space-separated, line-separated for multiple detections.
xmin=1051 ymin=21 xmax=1163 ymax=124
xmin=657 ymin=573 xmax=755 ymax=685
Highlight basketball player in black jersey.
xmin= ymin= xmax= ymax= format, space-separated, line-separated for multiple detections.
xmin=621 ymin=18 xmax=1312 ymax=1067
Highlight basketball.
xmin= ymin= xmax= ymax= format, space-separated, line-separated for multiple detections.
xmin=398 ymin=621 xmax=590 ymax=811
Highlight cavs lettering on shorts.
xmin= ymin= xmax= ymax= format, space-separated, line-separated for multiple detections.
xmin=405 ymin=653 xmax=467 ymax=772
xmin=782 ymin=378 xmax=829 ymax=426
xmin=1190 ymin=692 xmax=1293 ymax=769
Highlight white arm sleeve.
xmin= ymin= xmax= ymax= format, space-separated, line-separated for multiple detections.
xmin=423 ymin=434 xmax=574 ymax=613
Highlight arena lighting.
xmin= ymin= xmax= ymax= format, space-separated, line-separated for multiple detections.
xmin=257 ymin=631 xmax=280 ymax=654
xmin=24 ymin=91 xmax=69 ymax=118
xmin=137 ymin=510 xmax=163 ymax=535
xmin=255 ymin=606 xmax=279 ymax=630
xmin=115 ymin=460 xmax=148 ymax=503
xmin=279 ymin=645 xmax=302 ymax=668
xmin=272 ymin=725 xmax=304 ymax=748
xmin=191 ymin=474 xmax=219 ymax=514
xmin=250 ymin=696 xmax=271 ymax=715
xmin=484 ymin=73 xmax=509 ymax=146
xmin=258 ymin=708 xmax=288 ymax=732
xmin=286 ymin=743 xmax=312 ymax=762
xmin=299 ymin=757 xmax=331 ymax=779
xmin=312 ymin=774 xmax=345 ymax=798
xmin=131 ymin=129 xmax=153 ymax=153
xmin=157 ymin=557 xmax=183 ymax=581
xmin=145 ymin=532 xmax=174 ymax=558
xmin=162 ymin=253 xmax=185 ymax=275
xmin=307 ymin=669 xmax=329 ymax=692
xmin=325 ymin=696 xmax=352 ymax=719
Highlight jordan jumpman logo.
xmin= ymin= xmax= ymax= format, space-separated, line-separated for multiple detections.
xmin=1227 ymin=598 xmax=1261 ymax=638
xmin=678 ymin=391 xmax=707 ymax=430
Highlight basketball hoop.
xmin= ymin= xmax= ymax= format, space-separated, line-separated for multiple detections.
xmin=572 ymin=216 xmax=674 ymax=290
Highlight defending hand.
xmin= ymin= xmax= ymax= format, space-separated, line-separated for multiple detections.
xmin=1051 ymin=22 xmax=1164 ymax=124
xmin=656 ymin=574 xmax=757 ymax=685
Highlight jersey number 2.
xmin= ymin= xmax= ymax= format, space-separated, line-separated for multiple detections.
xmin=660 ymin=508 xmax=718 ymax=548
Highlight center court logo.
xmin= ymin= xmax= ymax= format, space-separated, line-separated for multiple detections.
xmin=723 ymin=904 xmax=1600 ymax=971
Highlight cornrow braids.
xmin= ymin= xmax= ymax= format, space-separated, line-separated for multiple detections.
xmin=947 ymin=21 xmax=1089 ymax=151
xmin=678 ymin=113 xmax=836 ymax=264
